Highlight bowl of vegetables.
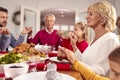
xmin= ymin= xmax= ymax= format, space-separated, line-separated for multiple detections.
xmin=0 ymin=52 xmax=28 ymax=74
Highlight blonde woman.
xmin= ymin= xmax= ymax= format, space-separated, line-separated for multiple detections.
xmin=58 ymin=1 xmax=119 ymax=76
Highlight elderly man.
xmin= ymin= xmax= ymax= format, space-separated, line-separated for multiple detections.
xmin=0 ymin=7 xmax=31 ymax=52
xmin=27 ymin=14 xmax=60 ymax=50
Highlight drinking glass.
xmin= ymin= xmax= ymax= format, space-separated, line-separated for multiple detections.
xmin=26 ymin=57 xmax=37 ymax=73
xmin=50 ymin=45 xmax=56 ymax=52
xmin=44 ymin=63 xmax=61 ymax=80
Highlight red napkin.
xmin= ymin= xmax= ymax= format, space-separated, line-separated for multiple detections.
xmin=37 ymin=63 xmax=45 ymax=71
xmin=0 ymin=74 xmax=4 ymax=77
xmin=56 ymin=63 xmax=71 ymax=71
xmin=48 ymin=53 xmax=57 ymax=57
xmin=37 ymin=62 xmax=71 ymax=71
xmin=0 ymin=52 xmax=7 ymax=54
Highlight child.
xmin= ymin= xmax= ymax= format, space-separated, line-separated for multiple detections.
xmin=59 ymin=22 xmax=88 ymax=53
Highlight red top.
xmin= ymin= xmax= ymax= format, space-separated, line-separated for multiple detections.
xmin=27 ymin=29 xmax=60 ymax=50
xmin=60 ymin=39 xmax=88 ymax=53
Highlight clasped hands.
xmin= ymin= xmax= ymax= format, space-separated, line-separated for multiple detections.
xmin=0 ymin=26 xmax=32 ymax=35
xmin=0 ymin=26 xmax=10 ymax=35
xmin=57 ymin=46 xmax=77 ymax=64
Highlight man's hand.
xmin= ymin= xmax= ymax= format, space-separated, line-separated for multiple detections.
xmin=21 ymin=27 xmax=32 ymax=35
xmin=0 ymin=27 xmax=3 ymax=34
xmin=0 ymin=27 xmax=10 ymax=35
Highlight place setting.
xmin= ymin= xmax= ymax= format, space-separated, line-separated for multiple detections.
xmin=0 ymin=43 xmax=76 ymax=80
xmin=13 ymin=62 xmax=75 ymax=80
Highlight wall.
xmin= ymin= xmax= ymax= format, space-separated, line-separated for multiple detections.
xmin=115 ymin=0 xmax=120 ymax=16
xmin=0 ymin=0 xmax=120 ymax=39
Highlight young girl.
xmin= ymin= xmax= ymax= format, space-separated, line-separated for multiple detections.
xmin=59 ymin=22 xmax=88 ymax=53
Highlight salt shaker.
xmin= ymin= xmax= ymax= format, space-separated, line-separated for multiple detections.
xmin=45 ymin=63 xmax=59 ymax=80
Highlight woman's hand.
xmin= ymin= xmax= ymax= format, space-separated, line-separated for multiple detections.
xmin=58 ymin=46 xmax=77 ymax=64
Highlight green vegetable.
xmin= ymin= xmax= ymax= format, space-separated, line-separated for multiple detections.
xmin=0 ymin=53 xmax=28 ymax=64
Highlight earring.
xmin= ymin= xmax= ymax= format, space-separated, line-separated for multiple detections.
xmin=101 ymin=19 xmax=104 ymax=22
xmin=101 ymin=19 xmax=105 ymax=24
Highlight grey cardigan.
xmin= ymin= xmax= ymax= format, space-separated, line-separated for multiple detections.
xmin=0 ymin=33 xmax=25 ymax=52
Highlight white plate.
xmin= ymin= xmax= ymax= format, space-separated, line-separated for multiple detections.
xmin=13 ymin=72 xmax=75 ymax=80
xmin=25 ymin=57 xmax=47 ymax=63
xmin=40 ymin=57 xmax=49 ymax=61
xmin=0 ymin=54 xmax=3 ymax=57
xmin=49 ymin=57 xmax=69 ymax=63
xmin=34 ymin=44 xmax=51 ymax=52
xmin=51 ymin=51 xmax=58 ymax=53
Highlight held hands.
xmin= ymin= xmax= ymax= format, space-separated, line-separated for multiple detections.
xmin=21 ymin=27 xmax=32 ymax=35
xmin=56 ymin=30 xmax=69 ymax=39
xmin=58 ymin=46 xmax=77 ymax=64
xmin=0 ymin=27 xmax=10 ymax=35
xmin=0 ymin=27 xmax=2 ymax=34
xmin=69 ymin=32 xmax=77 ymax=45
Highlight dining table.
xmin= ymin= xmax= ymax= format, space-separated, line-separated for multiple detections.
xmin=0 ymin=70 xmax=83 ymax=80
xmin=0 ymin=52 xmax=84 ymax=80
xmin=37 ymin=52 xmax=84 ymax=80
xmin=58 ymin=70 xmax=83 ymax=80
xmin=37 ymin=69 xmax=83 ymax=80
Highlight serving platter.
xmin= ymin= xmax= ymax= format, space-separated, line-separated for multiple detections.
xmin=14 ymin=71 xmax=75 ymax=80
xmin=49 ymin=57 xmax=69 ymax=63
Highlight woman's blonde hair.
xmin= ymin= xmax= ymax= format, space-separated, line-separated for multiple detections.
xmin=76 ymin=22 xmax=88 ymax=41
xmin=88 ymin=1 xmax=117 ymax=32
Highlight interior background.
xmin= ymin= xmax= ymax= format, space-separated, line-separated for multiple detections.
xmin=0 ymin=0 xmax=119 ymax=42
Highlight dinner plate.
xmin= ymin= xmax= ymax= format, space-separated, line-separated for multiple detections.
xmin=0 ymin=54 xmax=3 ymax=56
xmin=39 ymin=57 xmax=49 ymax=61
xmin=13 ymin=72 xmax=75 ymax=80
xmin=25 ymin=57 xmax=48 ymax=64
xmin=34 ymin=44 xmax=51 ymax=52
xmin=50 ymin=51 xmax=58 ymax=53
xmin=49 ymin=57 xmax=69 ymax=63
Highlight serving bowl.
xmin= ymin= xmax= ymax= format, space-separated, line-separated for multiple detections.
xmin=3 ymin=63 xmax=29 ymax=78
xmin=0 ymin=53 xmax=28 ymax=74
xmin=0 ymin=64 xmax=4 ymax=74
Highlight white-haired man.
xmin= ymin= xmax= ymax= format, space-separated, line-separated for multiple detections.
xmin=27 ymin=14 xmax=60 ymax=50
